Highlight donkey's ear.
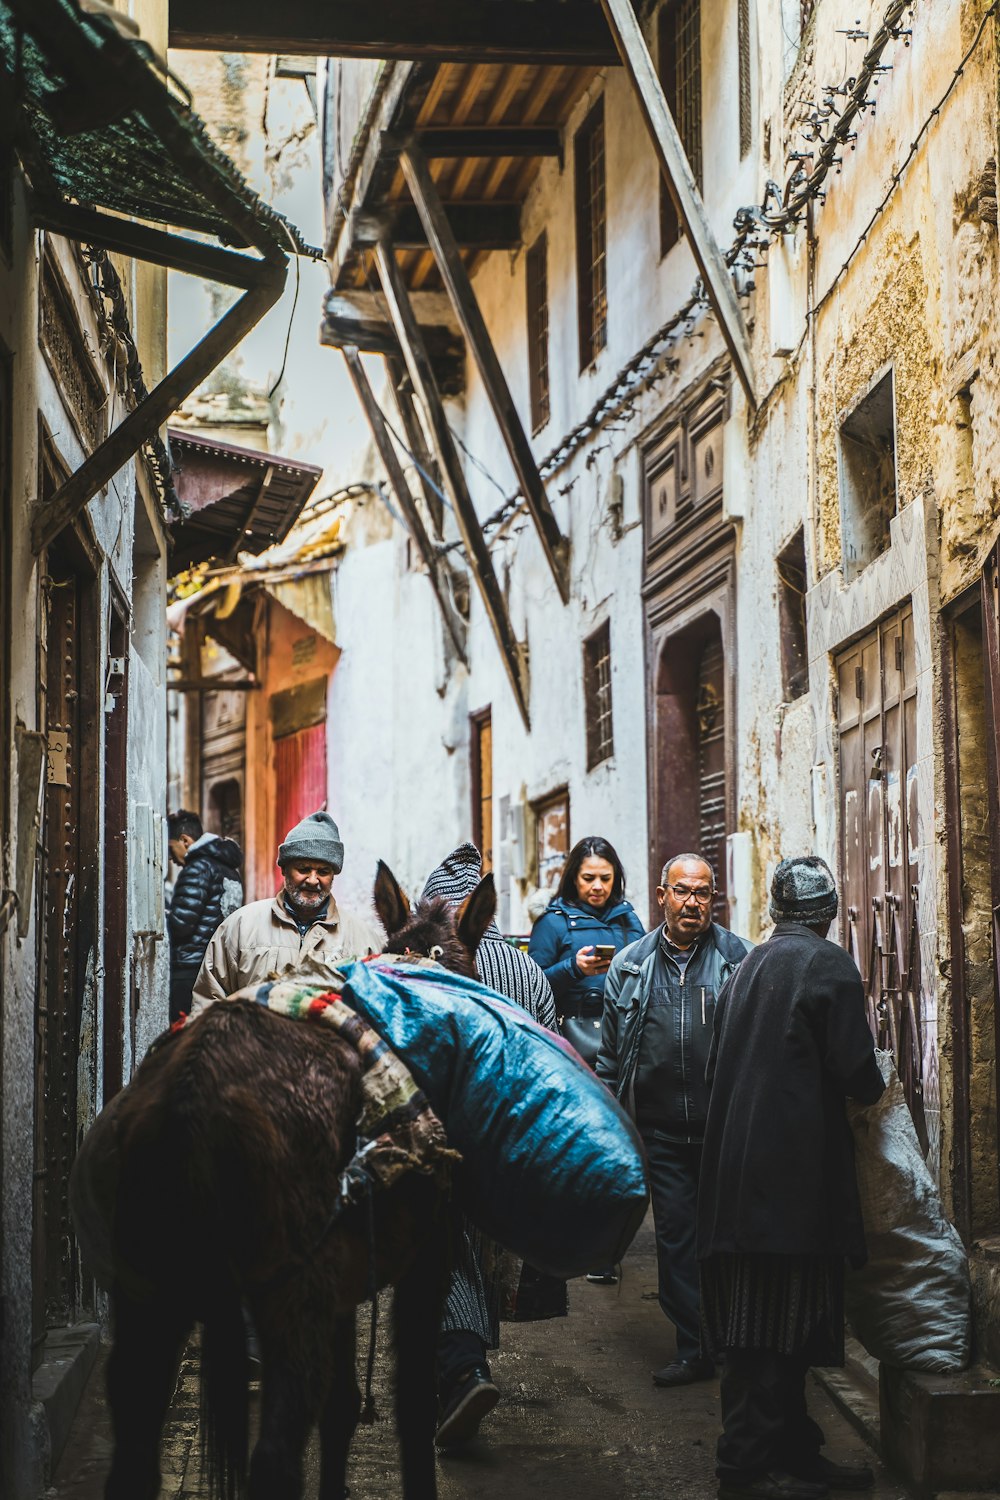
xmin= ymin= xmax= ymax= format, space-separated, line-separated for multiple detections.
xmin=456 ymin=873 xmax=496 ymax=959
xmin=374 ymin=860 xmax=410 ymax=940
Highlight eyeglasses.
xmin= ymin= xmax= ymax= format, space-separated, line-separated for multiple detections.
xmin=665 ymin=884 xmax=714 ymax=904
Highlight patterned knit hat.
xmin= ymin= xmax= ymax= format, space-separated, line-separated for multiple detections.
xmin=769 ymin=855 xmax=838 ymax=926
xmin=421 ymin=843 xmax=501 ymax=937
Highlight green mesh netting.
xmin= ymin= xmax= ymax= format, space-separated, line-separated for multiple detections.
xmin=0 ymin=0 xmax=317 ymax=254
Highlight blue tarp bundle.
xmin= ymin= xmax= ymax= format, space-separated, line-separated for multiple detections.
xmin=339 ymin=957 xmax=649 ymax=1279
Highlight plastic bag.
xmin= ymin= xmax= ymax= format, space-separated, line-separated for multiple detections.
xmin=846 ymin=1050 xmax=971 ymax=1371
xmin=338 ymin=957 xmax=649 ymax=1279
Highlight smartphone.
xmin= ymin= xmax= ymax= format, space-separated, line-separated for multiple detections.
xmin=594 ymin=944 xmax=616 ymax=960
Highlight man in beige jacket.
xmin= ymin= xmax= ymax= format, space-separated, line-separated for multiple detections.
xmin=190 ymin=810 xmax=382 ymax=1014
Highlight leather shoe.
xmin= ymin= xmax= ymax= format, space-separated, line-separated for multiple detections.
xmin=652 ymin=1357 xmax=715 ymax=1386
xmin=717 ymin=1471 xmax=829 ymax=1499
xmin=789 ymin=1456 xmax=874 ymax=1491
xmin=435 ymin=1366 xmax=500 ymax=1448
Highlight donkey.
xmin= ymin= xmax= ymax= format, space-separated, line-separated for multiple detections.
xmin=98 ymin=862 xmax=496 ymax=1500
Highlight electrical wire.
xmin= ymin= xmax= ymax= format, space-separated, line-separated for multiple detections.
xmin=806 ymin=0 xmax=998 ymax=321
xmin=268 ymin=219 xmax=303 ymax=399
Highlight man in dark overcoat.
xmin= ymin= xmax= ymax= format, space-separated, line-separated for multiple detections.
xmin=698 ymin=856 xmax=885 ymax=1500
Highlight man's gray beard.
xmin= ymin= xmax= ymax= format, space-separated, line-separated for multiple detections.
xmin=284 ymin=881 xmax=327 ymax=912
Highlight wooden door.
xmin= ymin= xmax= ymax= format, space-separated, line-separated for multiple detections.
xmin=836 ymin=602 xmax=925 ymax=1147
xmin=273 ymin=722 xmax=327 ymax=859
xmin=34 ymin=551 xmax=84 ymax=1353
xmin=696 ymin=637 xmax=727 ymax=921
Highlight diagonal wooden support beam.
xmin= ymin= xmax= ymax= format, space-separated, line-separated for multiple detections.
xmin=598 ymin=0 xmax=756 ymax=411
xmin=397 ymin=143 xmax=571 ymax=604
xmin=385 ymin=354 xmax=445 ymax=539
xmin=374 ymin=238 xmax=530 ymax=727
xmin=31 ymin=277 xmax=284 ymax=555
xmin=342 ymin=345 xmax=467 ymax=666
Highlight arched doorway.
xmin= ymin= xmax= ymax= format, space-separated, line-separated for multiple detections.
xmin=651 ymin=612 xmax=730 ymax=924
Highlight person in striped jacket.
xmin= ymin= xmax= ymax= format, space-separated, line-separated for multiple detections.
xmin=420 ymin=843 xmax=558 ymax=1449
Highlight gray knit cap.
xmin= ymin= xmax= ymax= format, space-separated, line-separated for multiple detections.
xmin=769 ymin=855 xmax=838 ymax=926
xmin=278 ymin=810 xmax=344 ymax=872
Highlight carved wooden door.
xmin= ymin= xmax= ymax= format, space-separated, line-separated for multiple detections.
xmin=836 ymin=602 xmax=925 ymax=1148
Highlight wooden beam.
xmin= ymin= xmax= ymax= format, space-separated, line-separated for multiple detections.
xmin=30 ymin=199 xmax=276 ymax=289
xmin=403 ymin=128 xmax=563 ymax=160
xmin=398 ymin=143 xmax=570 ymax=602
xmin=225 ymin=467 xmax=273 ymax=564
xmin=342 ymin=344 xmax=467 ymax=665
xmin=597 ymin=0 xmax=756 ymax=410
xmin=169 ymin=0 xmax=618 ymax=65
xmin=32 ymin=278 xmax=284 ymax=554
xmin=353 ymin=204 xmax=522 ymax=252
xmin=168 ymin=678 xmax=260 ymax=691
xmin=374 ymin=238 xmax=530 ymax=727
xmin=386 ymin=353 xmax=445 ymax=538
xmin=320 ymin=302 xmax=461 ymax=365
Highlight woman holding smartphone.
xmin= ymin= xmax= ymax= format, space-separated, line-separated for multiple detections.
xmin=529 ymin=835 xmax=645 ymax=1070
xmin=530 ymin=836 xmax=645 ymax=1284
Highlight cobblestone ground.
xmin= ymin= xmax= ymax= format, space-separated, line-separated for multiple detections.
xmin=47 ymin=1217 xmax=909 ymax=1500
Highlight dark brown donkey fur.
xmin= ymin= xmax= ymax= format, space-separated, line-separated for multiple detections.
xmin=103 ymin=863 xmax=496 ymax=1500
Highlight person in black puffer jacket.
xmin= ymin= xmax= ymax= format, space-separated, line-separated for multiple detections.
xmin=166 ymin=809 xmax=243 ymax=1021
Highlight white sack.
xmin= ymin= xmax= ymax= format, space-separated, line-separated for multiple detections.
xmin=846 ymin=1050 xmax=970 ymax=1372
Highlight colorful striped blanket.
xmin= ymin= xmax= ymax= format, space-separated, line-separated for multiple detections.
xmin=221 ymin=974 xmax=461 ymax=1195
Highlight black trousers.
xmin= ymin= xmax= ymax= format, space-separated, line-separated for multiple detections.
xmin=168 ymin=964 xmax=200 ymax=1024
xmin=639 ymin=1130 xmax=703 ymax=1365
xmin=716 ymin=1348 xmax=825 ymax=1483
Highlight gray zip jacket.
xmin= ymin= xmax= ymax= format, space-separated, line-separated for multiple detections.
xmin=595 ymin=923 xmax=752 ymax=1136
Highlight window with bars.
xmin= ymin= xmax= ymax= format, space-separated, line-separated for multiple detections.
xmin=574 ymin=98 xmax=608 ymax=370
xmin=738 ymin=0 xmax=752 ymax=159
xmin=583 ymin=620 xmax=614 ymax=768
xmin=658 ymin=0 xmax=703 ymax=255
xmin=526 ymin=232 xmax=550 ymax=433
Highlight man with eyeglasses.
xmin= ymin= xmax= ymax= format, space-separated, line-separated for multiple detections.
xmin=597 ymin=852 xmax=752 ymax=1389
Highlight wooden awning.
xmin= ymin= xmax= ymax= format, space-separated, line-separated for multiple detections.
xmin=167 ymin=430 xmax=321 ymax=572
xmin=328 ymin=59 xmax=601 ymax=294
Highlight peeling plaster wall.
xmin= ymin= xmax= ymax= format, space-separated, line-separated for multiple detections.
xmin=768 ymin=0 xmax=998 ymax=1214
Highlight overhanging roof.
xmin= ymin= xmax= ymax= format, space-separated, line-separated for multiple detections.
xmin=329 ymin=59 xmax=601 ymax=294
xmin=167 ymin=429 xmax=322 ymax=572
xmin=0 ymin=0 xmax=313 ymax=257
xmin=0 ymin=0 xmax=322 ymax=553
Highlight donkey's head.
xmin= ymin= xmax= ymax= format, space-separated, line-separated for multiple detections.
xmin=373 ymin=859 xmax=496 ymax=980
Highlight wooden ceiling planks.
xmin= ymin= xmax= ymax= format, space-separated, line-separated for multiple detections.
xmin=341 ymin=57 xmax=598 ymax=291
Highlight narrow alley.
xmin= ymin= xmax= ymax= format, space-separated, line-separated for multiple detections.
xmin=46 ymin=1219 xmax=905 ymax=1500
xmin=5 ymin=0 xmax=1000 ymax=1497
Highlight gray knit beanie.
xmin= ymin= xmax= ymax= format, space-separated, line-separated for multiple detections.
xmin=278 ymin=810 xmax=344 ymax=872
xmin=769 ymin=855 xmax=838 ymax=926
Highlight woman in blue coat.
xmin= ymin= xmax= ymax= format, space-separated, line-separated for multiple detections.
xmin=529 ymin=835 xmax=645 ymax=1062
xmin=530 ymin=835 xmax=645 ymax=1284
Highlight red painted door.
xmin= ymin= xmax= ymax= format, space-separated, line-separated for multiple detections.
xmin=273 ymin=722 xmax=327 ymax=857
